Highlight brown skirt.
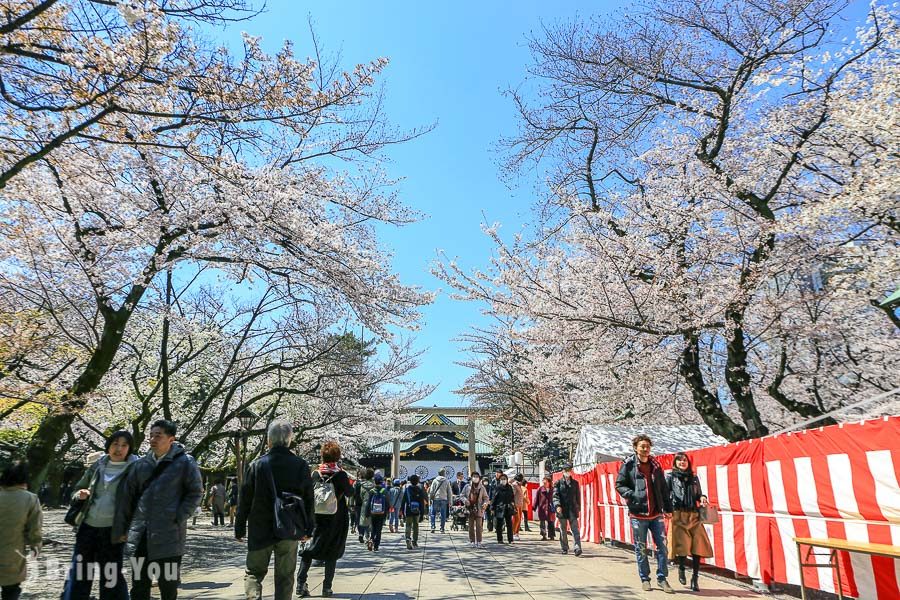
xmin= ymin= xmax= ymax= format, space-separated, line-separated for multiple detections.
xmin=668 ymin=509 xmax=713 ymax=559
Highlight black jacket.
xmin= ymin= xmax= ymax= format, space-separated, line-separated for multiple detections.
xmin=616 ymin=455 xmax=672 ymax=517
xmin=112 ymin=444 xmax=203 ymax=560
xmin=552 ymin=476 xmax=581 ymax=520
xmin=235 ymin=446 xmax=314 ymax=551
xmin=302 ymin=470 xmax=353 ymax=562
xmin=400 ymin=483 xmax=426 ymax=521
xmin=490 ymin=483 xmax=515 ymax=518
xmin=666 ymin=470 xmax=704 ymax=512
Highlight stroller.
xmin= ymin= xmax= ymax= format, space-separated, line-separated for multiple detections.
xmin=450 ymin=495 xmax=468 ymax=531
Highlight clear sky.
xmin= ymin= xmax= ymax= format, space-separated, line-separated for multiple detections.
xmin=220 ymin=1 xmax=872 ymax=407
xmin=215 ymin=0 xmax=614 ymax=406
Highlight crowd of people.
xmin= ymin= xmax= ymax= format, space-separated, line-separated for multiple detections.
xmin=0 ymin=426 xmax=713 ymax=599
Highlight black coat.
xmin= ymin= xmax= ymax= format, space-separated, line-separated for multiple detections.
xmin=616 ymin=455 xmax=673 ymax=517
xmin=235 ymin=446 xmax=314 ymax=551
xmin=553 ymin=477 xmax=581 ymax=520
xmin=400 ymin=483 xmax=426 ymax=521
xmin=666 ymin=471 xmax=704 ymax=512
xmin=302 ymin=470 xmax=353 ymax=562
xmin=112 ymin=444 xmax=203 ymax=561
xmin=490 ymin=484 xmax=515 ymax=519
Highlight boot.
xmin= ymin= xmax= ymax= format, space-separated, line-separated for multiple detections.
xmin=678 ymin=564 xmax=687 ymax=586
xmin=690 ymin=574 xmax=700 ymax=591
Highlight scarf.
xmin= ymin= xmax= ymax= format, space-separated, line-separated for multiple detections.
xmin=318 ymin=462 xmax=341 ymax=475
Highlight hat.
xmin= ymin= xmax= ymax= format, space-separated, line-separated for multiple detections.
xmin=562 ymin=463 xmax=574 ymax=471
xmin=374 ymin=474 xmax=384 ymax=484
xmin=393 ymin=478 xmax=401 ymax=486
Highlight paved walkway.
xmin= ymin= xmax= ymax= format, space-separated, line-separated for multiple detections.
xmin=179 ymin=526 xmax=769 ymax=599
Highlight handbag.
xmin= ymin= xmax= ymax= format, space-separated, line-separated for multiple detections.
xmin=266 ymin=460 xmax=310 ymax=541
xmin=64 ymin=496 xmax=86 ymax=527
xmin=699 ymin=504 xmax=719 ymax=525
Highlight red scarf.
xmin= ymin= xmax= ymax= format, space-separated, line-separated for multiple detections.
xmin=318 ymin=462 xmax=341 ymax=475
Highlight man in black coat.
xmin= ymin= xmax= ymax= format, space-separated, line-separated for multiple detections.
xmin=616 ymin=434 xmax=674 ymax=594
xmin=113 ymin=419 xmax=203 ymax=600
xmin=236 ymin=420 xmax=314 ymax=600
xmin=552 ymin=463 xmax=582 ymax=556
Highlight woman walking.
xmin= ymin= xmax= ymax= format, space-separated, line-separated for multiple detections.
xmin=666 ymin=452 xmax=713 ymax=591
xmin=462 ymin=472 xmax=488 ymax=548
xmin=62 ymin=430 xmax=138 ymax=600
xmin=536 ymin=476 xmax=556 ymax=540
xmin=0 ymin=461 xmax=42 ymax=600
xmin=297 ymin=441 xmax=354 ymax=598
xmin=491 ymin=474 xmax=514 ymax=544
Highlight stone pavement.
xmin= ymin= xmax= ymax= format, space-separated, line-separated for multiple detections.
xmin=179 ymin=526 xmax=773 ymax=600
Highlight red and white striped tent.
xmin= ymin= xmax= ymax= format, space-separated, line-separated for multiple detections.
xmin=564 ymin=416 xmax=900 ymax=599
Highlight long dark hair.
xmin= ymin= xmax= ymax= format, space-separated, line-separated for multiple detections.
xmin=672 ymin=452 xmax=693 ymax=475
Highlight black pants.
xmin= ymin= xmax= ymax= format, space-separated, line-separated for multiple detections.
xmin=540 ymin=517 xmax=556 ymax=539
xmin=213 ymin=508 xmax=225 ymax=526
xmin=296 ymin=557 xmax=336 ymax=590
xmin=62 ymin=524 xmax=128 ymax=600
xmin=130 ymin=536 xmax=182 ymax=600
xmin=495 ymin=510 xmax=513 ymax=543
xmin=486 ymin=506 xmax=494 ymax=531
xmin=1 ymin=585 xmax=20 ymax=600
xmin=370 ymin=515 xmax=385 ymax=549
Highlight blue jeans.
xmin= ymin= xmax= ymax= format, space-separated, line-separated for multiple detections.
xmin=430 ymin=499 xmax=449 ymax=530
xmin=631 ymin=517 xmax=669 ymax=582
xmin=389 ymin=509 xmax=399 ymax=530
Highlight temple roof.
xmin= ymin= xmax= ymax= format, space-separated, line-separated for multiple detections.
xmin=366 ymin=412 xmax=495 ymax=456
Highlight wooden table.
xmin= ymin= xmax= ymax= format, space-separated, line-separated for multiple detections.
xmin=794 ymin=537 xmax=900 ymax=599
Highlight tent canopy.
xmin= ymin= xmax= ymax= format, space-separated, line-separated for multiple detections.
xmin=572 ymin=424 xmax=728 ymax=473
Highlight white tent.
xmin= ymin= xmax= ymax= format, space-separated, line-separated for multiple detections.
xmin=572 ymin=424 xmax=728 ymax=473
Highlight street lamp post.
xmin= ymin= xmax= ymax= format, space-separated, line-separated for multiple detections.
xmin=236 ymin=409 xmax=258 ymax=488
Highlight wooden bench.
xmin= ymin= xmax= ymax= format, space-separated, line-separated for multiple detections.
xmin=794 ymin=537 xmax=900 ymax=599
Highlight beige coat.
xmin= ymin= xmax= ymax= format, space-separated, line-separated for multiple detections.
xmin=668 ymin=509 xmax=713 ymax=559
xmin=0 ymin=487 xmax=42 ymax=586
xmin=512 ymin=481 xmax=524 ymax=509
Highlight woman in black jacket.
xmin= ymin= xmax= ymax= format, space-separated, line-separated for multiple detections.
xmin=297 ymin=441 xmax=353 ymax=598
xmin=490 ymin=474 xmax=515 ymax=544
xmin=666 ymin=453 xmax=713 ymax=591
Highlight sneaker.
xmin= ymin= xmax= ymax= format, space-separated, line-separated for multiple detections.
xmin=469 ymin=542 xmax=476 ymax=548
xmin=574 ymin=547 xmax=582 ymax=557
xmin=476 ymin=543 xmax=485 ymax=549
xmin=322 ymin=589 xmax=333 ymax=597
xmin=406 ymin=539 xmax=413 ymax=550
xmin=358 ymin=535 xmax=364 ymax=543
xmin=440 ymin=529 xmax=445 ymax=533
xmin=412 ymin=541 xmax=419 ymax=548
xmin=297 ymin=583 xmax=310 ymax=597
xmin=641 ymin=581 xmax=652 ymax=592
xmin=514 ymin=535 xmax=520 ymax=541
xmin=658 ymin=579 xmax=675 ymax=594
xmin=561 ymin=549 xmax=568 ymax=554
xmin=431 ymin=528 xmax=436 ymax=533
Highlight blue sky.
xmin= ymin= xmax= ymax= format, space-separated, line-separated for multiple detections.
xmin=220 ymin=1 xmax=873 ymax=407
xmin=217 ymin=0 xmax=611 ymax=406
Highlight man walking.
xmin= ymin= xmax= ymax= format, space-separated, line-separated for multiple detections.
xmin=113 ymin=419 xmax=203 ymax=600
xmin=209 ymin=479 xmax=227 ymax=526
xmin=553 ymin=464 xmax=582 ymax=556
xmin=451 ymin=471 xmax=466 ymax=496
xmin=616 ymin=434 xmax=674 ymax=594
xmin=486 ymin=469 xmax=502 ymax=532
xmin=428 ymin=468 xmax=452 ymax=533
xmin=235 ymin=420 xmax=314 ymax=600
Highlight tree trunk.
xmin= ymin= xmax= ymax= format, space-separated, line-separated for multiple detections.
xmin=25 ymin=310 xmax=129 ymax=489
xmin=679 ymin=331 xmax=749 ymax=441
xmin=724 ymin=308 xmax=769 ymax=437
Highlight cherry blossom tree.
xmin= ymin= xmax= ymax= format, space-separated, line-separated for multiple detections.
xmin=440 ymin=0 xmax=899 ymax=443
xmin=0 ymin=0 xmax=433 ymax=486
